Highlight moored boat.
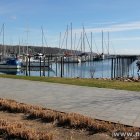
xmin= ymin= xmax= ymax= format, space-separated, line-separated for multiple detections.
xmin=22 ymin=57 xmax=53 ymax=67
xmin=57 ymin=56 xmax=81 ymax=63
xmin=0 ymin=57 xmax=22 ymax=69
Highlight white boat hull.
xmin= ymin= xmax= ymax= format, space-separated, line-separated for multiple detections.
xmin=57 ymin=57 xmax=81 ymax=63
xmin=22 ymin=61 xmax=50 ymax=67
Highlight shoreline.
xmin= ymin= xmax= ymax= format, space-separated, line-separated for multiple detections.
xmin=0 ymin=74 xmax=140 ymax=91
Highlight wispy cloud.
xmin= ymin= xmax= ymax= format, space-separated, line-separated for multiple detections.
xmin=74 ymin=21 xmax=140 ymax=33
xmin=10 ymin=16 xmax=17 ymax=20
xmin=0 ymin=6 xmax=11 ymax=15
xmin=112 ymin=36 xmax=140 ymax=41
xmin=89 ymin=21 xmax=118 ymax=25
xmin=0 ymin=2 xmax=19 ymax=15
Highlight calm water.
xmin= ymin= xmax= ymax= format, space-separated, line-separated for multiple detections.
xmin=0 ymin=59 xmax=139 ymax=79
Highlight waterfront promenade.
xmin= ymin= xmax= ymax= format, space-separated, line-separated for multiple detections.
xmin=0 ymin=78 xmax=140 ymax=127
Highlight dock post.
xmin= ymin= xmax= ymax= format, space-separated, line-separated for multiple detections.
xmin=56 ymin=56 xmax=57 ymax=77
xmin=40 ymin=57 xmax=41 ymax=77
xmin=133 ymin=57 xmax=135 ymax=77
xmin=43 ymin=56 xmax=45 ymax=77
xmin=122 ymin=58 xmax=125 ymax=77
xmin=127 ymin=58 xmax=129 ymax=77
xmin=118 ymin=57 xmax=121 ymax=77
xmin=111 ymin=58 xmax=113 ymax=79
xmin=28 ymin=55 xmax=30 ymax=76
xmin=116 ymin=57 xmax=118 ymax=78
xmin=63 ymin=56 xmax=64 ymax=75
xmin=48 ymin=55 xmax=50 ymax=77
xmin=114 ymin=58 xmax=116 ymax=78
xmin=61 ymin=57 xmax=63 ymax=77
xmin=26 ymin=56 xmax=28 ymax=76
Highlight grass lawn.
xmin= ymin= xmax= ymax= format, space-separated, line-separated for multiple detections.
xmin=0 ymin=74 xmax=140 ymax=91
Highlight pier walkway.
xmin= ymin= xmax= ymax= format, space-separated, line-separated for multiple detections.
xmin=0 ymin=78 xmax=140 ymax=127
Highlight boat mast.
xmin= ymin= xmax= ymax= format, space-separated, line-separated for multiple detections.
xmin=102 ymin=30 xmax=104 ymax=59
xmin=58 ymin=32 xmax=61 ymax=54
xmin=80 ymin=32 xmax=83 ymax=52
xmin=18 ymin=38 xmax=20 ymax=55
xmin=108 ymin=31 xmax=109 ymax=55
xmin=74 ymin=33 xmax=76 ymax=55
xmin=41 ymin=26 xmax=44 ymax=54
xmin=26 ymin=26 xmax=29 ymax=55
xmin=82 ymin=25 xmax=85 ymax=53
xmin=70 ymin=22 xmax=72 ymax=54
xmin=66 ymin=25 xmax=68 ymax=53
xmin=59 ymin=32 xmax=61 ymax=49
xmin=102 ymin=30 xmax=104 ymax=54
xmin=22 ymin=38 xmax=25 ymax=54
xmin=3 ymin=24 xmax=5 ymax=56
xmin=91 ymin=32 xmax=92 ymax=54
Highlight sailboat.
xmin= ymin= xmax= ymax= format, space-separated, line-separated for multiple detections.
xmin=22 ymin=53 xmax=52 ymax=67
xmin=0 ymin=24 xmax=22 ymax=69
xmin=57 ymin=23 xmax=82 ymax=63
xmin=22 ymin=27 xmax=53 ymax=67
xmin=0 ymin=57 xmax=22 ymax=69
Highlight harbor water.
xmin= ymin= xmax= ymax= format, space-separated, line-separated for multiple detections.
xmin=0 ymin=59 xmax=138 ymax=79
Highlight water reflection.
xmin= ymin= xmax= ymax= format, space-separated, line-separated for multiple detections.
xmin=52 ymin=59 xmax=137 ymax=78
xmin=0 ymin=68 xmax=23 ymax=75
xmin=1 ymin=59 xmax=138 ymax=78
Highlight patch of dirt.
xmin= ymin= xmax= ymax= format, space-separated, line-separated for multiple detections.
xmin=0 ymin=111 xmax=115 ymax=140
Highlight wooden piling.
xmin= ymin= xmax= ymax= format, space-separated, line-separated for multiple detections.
xmin=63 ymin=56 xmax=64 ymax=75
xmin=43 ymin=56 xmax=45 ymax=77
xmin=114 ymin=58 xmax=116 ymax=78
xmin=56 ymin=56 xmax=57 ymax=77
xmin=28 ymin=56 xmax=30 ymax=76
xmin=26 ymin=56 xmax=28 ymax=76
xmin=39 ymin=57 xmax=41 ymax=77
xmin=48 ymin=55 xmax=50 ymax=77
xmin=111 ymin=58 xmax=113 ymax=79
xmin=61 ymin=57 xmax=63 ymax=77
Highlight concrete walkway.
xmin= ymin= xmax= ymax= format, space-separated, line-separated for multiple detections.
xmin=0 ymin=78 xmax=140 ymax=127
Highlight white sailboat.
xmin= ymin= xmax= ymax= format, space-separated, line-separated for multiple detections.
xmin=22 ymin=53 xmax=52 ymax=67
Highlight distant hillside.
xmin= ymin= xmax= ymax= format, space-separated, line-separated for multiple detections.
xmin=0 ymin=44 xmax=98 ymax=56
xmin=0 ymin=44 xmax=81 ymax=55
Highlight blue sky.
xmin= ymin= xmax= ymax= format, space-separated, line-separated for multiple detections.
xmin=0 ymin=0 xmax=140 ymax=54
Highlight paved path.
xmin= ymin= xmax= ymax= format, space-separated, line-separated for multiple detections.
xmin=0 ymin=78 xmax=140 ymax=127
